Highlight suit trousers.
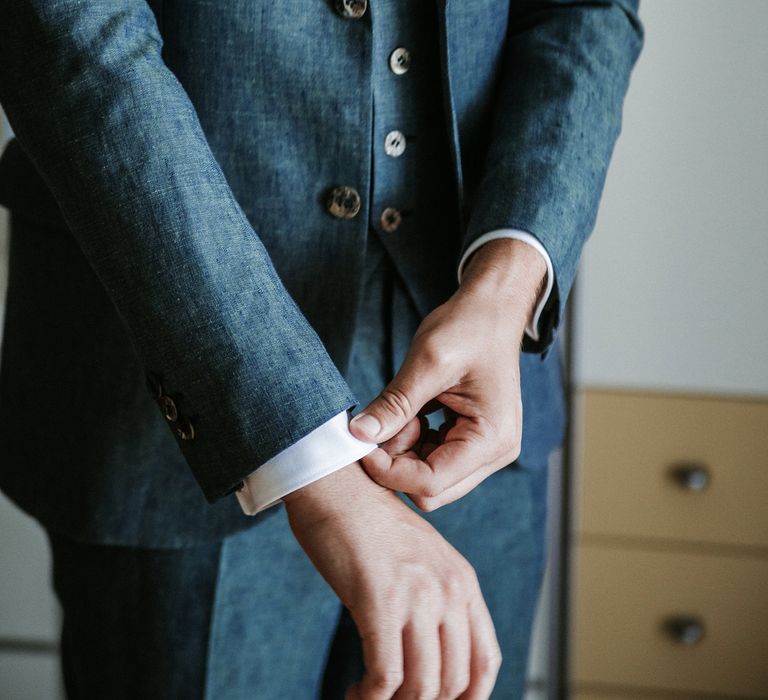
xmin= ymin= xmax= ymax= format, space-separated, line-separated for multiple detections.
xmin=45 ymin=229 xmax=550 ymax=700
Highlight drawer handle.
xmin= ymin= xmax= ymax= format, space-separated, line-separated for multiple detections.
xmin=662 ymin=615 xmax=706 ymax=645
xmin=669 ymin=462 xmax=711 ymax=492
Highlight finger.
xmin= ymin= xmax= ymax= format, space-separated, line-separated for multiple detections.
xmin=349 ymin=347 xmax=449 ymax=443
xmin=438 ymin=415 xmax=456 ymax=442
xmin=360 ymin=448 xmax=434 ymax=494
xmin=349 ymin=620 xmax=405 ymax=700
xmin=393 ymin=618 xmax=441 ymax=700
xmin=438 ymin=612 xmax=471 ymax=699
xmin=409 ymin=461 xmax=503 ymax=512
xmin=419 ymin=440 xmax=439 ymax=460
xmin=459 ymin=597 xmax=502 ymax=700
xmin=425 ymin=417 xmax=496 ymax=480
xmin=367 ymin=416 xmax=496 ymax=498
xmin=375 ymin=415 xmax=423 ymax=456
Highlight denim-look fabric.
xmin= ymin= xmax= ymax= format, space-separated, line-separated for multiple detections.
xmin=47 ymin=230 xmax=549 ymax=699
xmin=0 ymin=0 xmax=642 ymax=546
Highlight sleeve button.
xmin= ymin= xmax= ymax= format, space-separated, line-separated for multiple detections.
xmin=145 ymin=372 xmax=163 ymax=399
xmin=175 ymin=416 xmax=195 ymax=441
xmin=159 ymin=395 xmax=179 ymax=422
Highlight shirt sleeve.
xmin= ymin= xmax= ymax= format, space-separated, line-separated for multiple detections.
xmin=456 ymin=228 xmax=554 ymax=343
xmin=235 ymin=409 xmax=378 ymax=515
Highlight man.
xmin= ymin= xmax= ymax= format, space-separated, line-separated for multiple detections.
xmin=0 ymin=0 xmax=642 ymax=698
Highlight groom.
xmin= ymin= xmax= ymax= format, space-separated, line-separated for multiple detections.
xmin=0 ymin=0 xmax=642 ymax=697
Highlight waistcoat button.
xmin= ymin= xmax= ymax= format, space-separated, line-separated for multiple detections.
xmin=326 ymin=185 xmax=362 ymax=219
xmin=384 ymin=130 xmax=406 ymax=157
xmin=380 ymin=207 xmax=402 ymax=233
xmin=335 ymin=0 xmax=367 ymax=19
xmin=389 ymin=47 xmax=412 ymax=75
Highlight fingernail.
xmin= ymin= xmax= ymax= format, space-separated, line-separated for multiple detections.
xmin=350 ymin=413 xmax=381 ymax=440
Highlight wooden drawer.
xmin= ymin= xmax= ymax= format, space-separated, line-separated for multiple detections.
xmin=576 ymin=390 xmax=768 ymax=549
xmin=571 ymin=545 xmax=768 ymax=697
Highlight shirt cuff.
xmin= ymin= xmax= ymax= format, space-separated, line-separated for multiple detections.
xmin=456 ymin=229 xmax=554 ymax=343
xmin=235 ymin=409 xmax=378 ymax=515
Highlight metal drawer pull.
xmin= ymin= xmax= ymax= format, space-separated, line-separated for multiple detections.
xmin=662 ymin=615 xmax=706 ymax=645
xmin=669 ymin=462 xmax=711 ymax=492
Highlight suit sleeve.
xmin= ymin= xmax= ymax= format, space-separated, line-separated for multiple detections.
xmin=459 ymin=0 xmax=644 ymax=356
xmin=0 ymin=0 xmax=358 ymax=502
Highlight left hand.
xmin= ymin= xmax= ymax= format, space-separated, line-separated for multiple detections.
xmin=348 ymin=238 xmax=547 ymax=511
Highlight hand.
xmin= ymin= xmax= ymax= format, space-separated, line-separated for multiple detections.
xmin=284 ymin=462 xmax=501 ymax=700
xmin=348 ymin=238 xmax=546 ymax=511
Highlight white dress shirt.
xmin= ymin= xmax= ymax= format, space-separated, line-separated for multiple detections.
xmin=236 ymin=230 xmax=554 ymax=515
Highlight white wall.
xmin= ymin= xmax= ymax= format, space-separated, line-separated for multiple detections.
xmin=574 ymin=0 xmax=768 ymax=396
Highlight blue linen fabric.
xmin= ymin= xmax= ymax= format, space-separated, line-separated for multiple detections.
xmin=0 ymin=0 xmax=642 ymax=549
xmin=46 ymin=230 xmax=550 ymax=699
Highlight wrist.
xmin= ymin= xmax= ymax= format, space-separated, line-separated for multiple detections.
xmin=283 ymin=460 xmax=392 ymax=525
xmin=458 ymin=238 xmax=546 ymax=331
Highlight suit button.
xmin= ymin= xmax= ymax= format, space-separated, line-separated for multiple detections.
xmin=175 ymin=416 xmax=195 ymax=441
xmin=384 ymin=130 xmax=406 ymax=157
xmin=335 ymin=0 xmax=367 ymax=19
xmin=380 ymin=207 xmax=402 ymax=233
xmin=159 ymin=395 xmax=178 ymax=422
xmin=326 ymin=185 xmax=361 ymax=219
xmin=389 ymin=47 xmax=412 ymax=75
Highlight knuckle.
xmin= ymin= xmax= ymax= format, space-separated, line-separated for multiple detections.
xmin=370 ymin=596 xmax=398 ymax=622
xmin=379 ymin=387 xmax=413 ymax=420
xmin=410 ymin=683 xmax=441 ymax=700
xmin=411 ymin=579 xmax=439 ymax=608
xmin=416 ymin=481 xmax=443 ymax=500
xmin=419 ymin=337 xmax=447 ymax=371
xmin=464 ymin=563 xmax=481 ymax=590
xmin=413 ymin=496 xmax=439 ymax=513
xmin=439 ymin=677 xmax=470 ymax=699
xmin=476 ymin=649 xmax=503 ymax=675
xmin=368 ymin=668 xmax=403 ymax=693
xmin=442 ymin=570 xmax=468 ymax=601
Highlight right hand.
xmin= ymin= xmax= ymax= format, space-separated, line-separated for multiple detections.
xmin=283 ymin=462 xmax=501 ymax=699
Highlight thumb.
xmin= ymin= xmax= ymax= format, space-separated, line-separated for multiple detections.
xmin=349 ymin=349 xmax=444 ymax=443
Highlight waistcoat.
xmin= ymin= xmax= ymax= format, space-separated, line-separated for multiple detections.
xmin=365 ymin=0 xmax=459 ymax=327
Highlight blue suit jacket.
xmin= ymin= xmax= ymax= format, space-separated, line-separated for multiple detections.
xmin=0 ymin=0 xmax=642 ymax=545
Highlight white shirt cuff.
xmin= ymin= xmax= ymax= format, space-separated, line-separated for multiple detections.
xmin=456 ymin=229 xmax=554 ymax=342
xmin=235 ymin=409 xmax=378 ymax=515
